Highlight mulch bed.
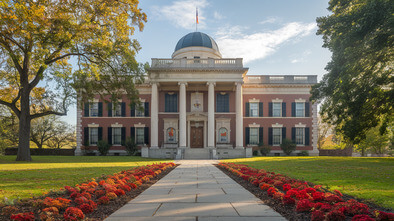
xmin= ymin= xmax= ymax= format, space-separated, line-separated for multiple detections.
xmin=0 ymin=165 xmax=176 ymax=221
xmin=216 ymin=164 xmax=392 ymax=221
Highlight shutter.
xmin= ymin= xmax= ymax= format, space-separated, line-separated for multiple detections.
xmin=121 ymin=102 xmax=126 ymax=117
xmin=269 ymin=102 xmax=273 ymax=117
xmin=108 ymin=127 xmax=112 ymax=145
xmin=131 ymin=104 xmax=135 ymax=117
xmin=130 ymin=127 xmax=135 ymax=141
xmin=305 ymin=102 xmax=310 ymax=117
xmin=259 ymin=127 xmax=264 ymax=145
xmin=84 ymin=127 xmax=89 ymax=145
xmin=121 ymin=127 xmax=126 ymax=144
xmin=98 ymin=102 xmax=103 ymax=117
xmin=282 ymin=102 xmax=286 ymax=117
xmin=108 ymin=103 xmax=112 ymax=117
xmin=292 ymin=102 xmax=296 ymax=117
xmin=282 ymin=127 xmax=286 ymax=140
xmin=84 ymin=103 xmax=89 ymax=117
xmin=144 ymin=127 xmax=149 ymax=145
xmin=245 ymin=103 xmax=250 ymax=117
xmin=259 ymin=102 xmax=263 ymax=117
xmin=98 ymin=127 xmax=103 ymax=141
xmin=292 ymin=127 xmax=296 ymax=143
xmin=144 ymin=102 xmax=149 ymax=117
xmin=245 ymin=127 xmax=250 ymax=145
xmin=268 ymin=128 xmax=273 ymax=145
xmin=305 ymin=127 xmax=310 ymax=145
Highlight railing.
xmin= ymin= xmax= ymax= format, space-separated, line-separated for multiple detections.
xmin=151 ymin=58 xmax=244 ymax=69
xmin=244 ymin=75 xmax=317 ymax=84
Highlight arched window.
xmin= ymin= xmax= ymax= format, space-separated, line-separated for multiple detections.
xmin=218 ymin=127 xmax=228 ymax=143
xmin=166 ymin=127 xmax=176 ymax=143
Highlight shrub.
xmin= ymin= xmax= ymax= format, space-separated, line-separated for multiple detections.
xmin=259 ymin=145 xmax=271 ymax=156
xmin=124 ymin=137 xmax=138 ymax=156
xmin=253 ymin=150 xmax=259 ymax=156
xmin=298 ymin=150 xmax=309 ymax=156
xmin=280 ymin=138 xmax=296 ymax=155
xmin=97 ymin=140 xmax=111 ymax=156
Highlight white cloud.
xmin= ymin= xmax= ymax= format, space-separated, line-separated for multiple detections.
xmin=290 ymin=50 xmax=312 ymax=63
xmin=213 ymin=11 xmax=224 ymax=20
xmin=152 ymin=0 xmax=208 ymax=30
xmin=259 ymin=17 xmax=279 ymax=25
xmin=215 ymin=22 xmax=316 ymax=63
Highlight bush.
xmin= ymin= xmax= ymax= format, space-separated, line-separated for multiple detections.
xmin=124 ymin=137 xmax=138 ymax=156
xmin=260 ymin=145 xmax=271 ymax=156
xmin=97 ymin=140 xmax=111 ymax=156
xmin=298 ymin=150 xmax=309 ymax=156
xmin=253 ymin=150 xmax=259 ymax=156
xmin=280 ymin=138 xmax=296 ymax=155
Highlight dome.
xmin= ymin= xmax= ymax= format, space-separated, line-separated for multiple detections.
xmin=174 ymin=32 xmax=220 ymax=52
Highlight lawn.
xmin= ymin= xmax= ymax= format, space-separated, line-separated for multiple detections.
xmin=0 ymin=156 xmax=172 ymax=203
xmin=221 ymin=156 xmax=394 ymax=209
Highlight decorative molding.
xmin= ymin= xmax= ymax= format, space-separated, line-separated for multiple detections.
xmin=249 ymin=98 xmax=260 ymax=102
xmin=134 ymin=123 xmax=145 ymax=127
xmin=88 ymin=123 xmax=99 ymax=127
xmin=295 ymin=98 xmax=306 ymax=102
xmin=272 ymin=123 xmax=283 ymax=128
xmin=295 ymin=123 xmax=306 ymax=127
xmin=248 ymin=122 xmax=260 ymax=128
xmin=111 ymin=123 xmax=123 ymax=127
xmin=272 ymin=98 xmax=283 ymax=102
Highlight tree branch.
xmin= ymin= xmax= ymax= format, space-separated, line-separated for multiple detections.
xmin=29 ymin=66 xmax=46 ymax=91
xmin=0 ymin=98 xmax=20 ymax=117
xmin=30 ymin=110 xmax=66 ymax=120
xmin=0 ymin=38 xmax=23 ymax=73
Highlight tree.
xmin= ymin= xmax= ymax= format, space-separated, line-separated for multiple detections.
xmin=317 ymin=114 xmax=333 ymax=149
xmin=0 ymin=1 xmax=147 ymax=161
xmin=46 ymin=123 xmax=75 ymax=149
xmin=0 ymin=106 xmax=19 ymax=146
xmin=30 ymin=115 xmax=57 ymax=149
xmin=311 ymin=0 xmax=393 ymax=145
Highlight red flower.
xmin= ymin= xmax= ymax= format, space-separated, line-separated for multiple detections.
xmin=10 ymin=212 xmax=34 ymax=221
xmin=312 ymin=192 xmax=325 ymax=201
xmin=311 ymin=210 xmax=325 ymax=221
xmin=326 ymin=209 xmax=346 ymax=221
xmin=282 ymin=184 xmax=291 ymax=192
xmin=283 ymin=194 xmax=296 ymax=205
xmin=78 ymin=203 xmax=94 ymax=214
xmin=98 ymin=196 xmax=110 ymax=205
xmin=74 ymin=196 xmax=89 ymax=205
xmin=334 ymin=190 xmax=343 ymax=197
xmin=296 ymin=199 xmax=314 ymax=212
xmin=259 ymin=183 xmax=271 ymax=191
xmin=352 ymin=215 xmax=375 ymax=221
xmin=314 ymin=202 xmax=332 ymax=212
xmin=114 ymin=189 xmax=125 ymax=196
xmin=374 ymin=210 xmax=394 ymax=221
xmin=267 ymin=187 xmax=278 ymax=197
xmin=64 ymin=207 xmax=84 ymax=221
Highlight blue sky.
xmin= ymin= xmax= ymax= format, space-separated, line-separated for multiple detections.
xmin=62 ymin=0 xmax=332 ymax=126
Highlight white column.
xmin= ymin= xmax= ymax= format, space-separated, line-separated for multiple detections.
xmin=179 ymin=82 xmax=187 ymax=148
xmin=235 ymin=82 xmax=244 ymax=149
xmin=207 ymin=82 xmax=215 ymax=148
xmin=150 ymin=82 xmax=159 ymax=149
xmin=74 ymin=99 xmax=83 ymax=156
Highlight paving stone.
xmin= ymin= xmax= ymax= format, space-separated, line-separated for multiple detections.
xmin=231 ymin=202 xmax=283 ymax=217
xmin=140 ymin=188 xmax=172 ymax=195
xmin=199 ymin=217 xmax=287 ymax=221
xmin=154 ymin=203 xmax=239 ymax=217
xmin=196 ymin=193 xmax=259 ymax=203
xmin=131 ymin=194 xmax=196 ymax=203
xmin=106 ymin=217 xmax=196 ymax=221
xmin=109 ymin=203 xmax=160 ymax=217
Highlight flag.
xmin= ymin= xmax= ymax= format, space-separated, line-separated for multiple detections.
xmin=196 ymin=8 xmax=199 ymax=24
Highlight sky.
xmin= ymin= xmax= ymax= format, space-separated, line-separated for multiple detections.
xmin=61 ymin=0 xmax=332 ymax=126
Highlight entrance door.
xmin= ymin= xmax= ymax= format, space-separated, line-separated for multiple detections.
xmin=190 ymin=127 xmax=203 ymax=148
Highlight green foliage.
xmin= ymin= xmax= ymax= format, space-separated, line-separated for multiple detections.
xmin=280 ymin=138 xmax=296 ymax=155
xmin=97 ymin=140 xmax=111 ymax=156
xmin=259 ymin=145 xmax=271 ymax=156
xmin=356 ymin=121 xmax=392 ymax=156
xmin=298 ymin=150 xmax=309 ymax=156
xmin=222 ymin=157 xmax=394 ymax=209
xmin=311 ymin=0 xmax=393 ymax=144
xmin=124 ymin=137 xmax=138 ymax=156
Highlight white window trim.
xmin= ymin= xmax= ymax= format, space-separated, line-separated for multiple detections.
xmin=89 ymin=102 xmax=99 ymax=117
xmin=272 ymin=127 xmax=282 ymax=146
xmin=134 ymin=123 xmax=146 ymax=127
xmin=295 ymin=98 xmax=306 ymax=102
xmin=295 ymin=127 xmax=305 ymax=146
xmin=272 ymin=123 xmax=283 ymax=128
xmin=135 ymin=127 xmax=145 ymax=145
xmin=249 ymin=127 xmax=259 ymax=146
xmin=89 ymin=127 xmax=99 ymax=146
xmin=249 ymin=98 xmax=260 ymax=102
xmin=272 ymin=102 xmax=282 ymax=117
xmin=295 ymin=102 xmax=305 ymax=117
xmin=248 ymin=123 xmax=260 ymax=128
xmin=135 ymin=102 xmax=145 ymax=117
xmin=88 ymin=123 xmax=99 ymax=127
xmin=112 ymin=127 xmax=122 ymax=146
xmin=272 ymin=98 xmax=283 ymax=102
xmin=112 ymin=102 xmax=122 ymax=117
xmin=295 ymin=123 xmax=306 ymax=128
xmin=249 ymin=102 xmax=259 ymax=117
xmin=111 ymin=123 xmax=123 ymax=127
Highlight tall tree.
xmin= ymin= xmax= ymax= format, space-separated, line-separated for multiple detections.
xmin=0 ymin=0 xmax=147 ymax=161
xmin=311 ymin=0 xmax=393 ymax=144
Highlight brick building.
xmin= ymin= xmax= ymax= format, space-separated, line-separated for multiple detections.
xmin=75 ymin=32 xmax=318 ymax=158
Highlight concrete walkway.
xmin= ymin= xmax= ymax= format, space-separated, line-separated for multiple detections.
xmin=105 ymin=160 xmax=286 ymax=221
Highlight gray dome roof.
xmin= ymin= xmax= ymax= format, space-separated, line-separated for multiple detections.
xmin=174 ymin=32 xmax=219 ymax=52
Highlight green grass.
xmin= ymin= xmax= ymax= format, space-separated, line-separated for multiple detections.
xmin=0 ymin=156 xmax=172 ymax=202
xmin=222 ymin=156 xmax=394 ymax=209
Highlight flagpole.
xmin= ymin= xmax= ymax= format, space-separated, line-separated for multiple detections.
xmin=196 ymin=7 xmax=198 ymax=32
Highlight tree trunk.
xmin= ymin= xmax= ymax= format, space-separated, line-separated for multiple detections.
xmin=16 ymin=87 xmax=32 ymax=161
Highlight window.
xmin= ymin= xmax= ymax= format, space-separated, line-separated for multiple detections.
xmin=89 ymin=103 xmax=99 ymax=117
xmin=136 ymin=128 xmax=145 ymax=144
xmin=295 ymin=128 xmax=304 ymax=145
xmin=112 ymin=127 xmax=122 ymax=145
xmin=113 ymin=103 xmax=122 ymax=117
xmin=89 ymin=128 xmax=98 ymax=145
xmin=218 ymin=127 xmax=228 ymax=143
xmin=165 ymin=93 xmax=178 ymax=112
xmin=273 ymin=128 xmax=282 ymax=145
xmin=272 ymin=103 xmax=281 ymax=117
xmin=249 ymin=128 xmax=259 ymax=145
xmin=216 ymin=93 xmax=229 ymax=112
xmin=295 ymin=103 xmax=305 ymax=117
xmin=166 ymin=127 xmax=176 ymax=143
xmin=136 ymin=103 xmax=145 ymax=117
xmin=250 ymin=103 xmax=258 ymax=117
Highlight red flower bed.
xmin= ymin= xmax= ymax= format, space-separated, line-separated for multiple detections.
xmin=218 ymin=162 xmax=394 ymax=221
xmin=7 ymin=162 xmax=176 ymax=220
